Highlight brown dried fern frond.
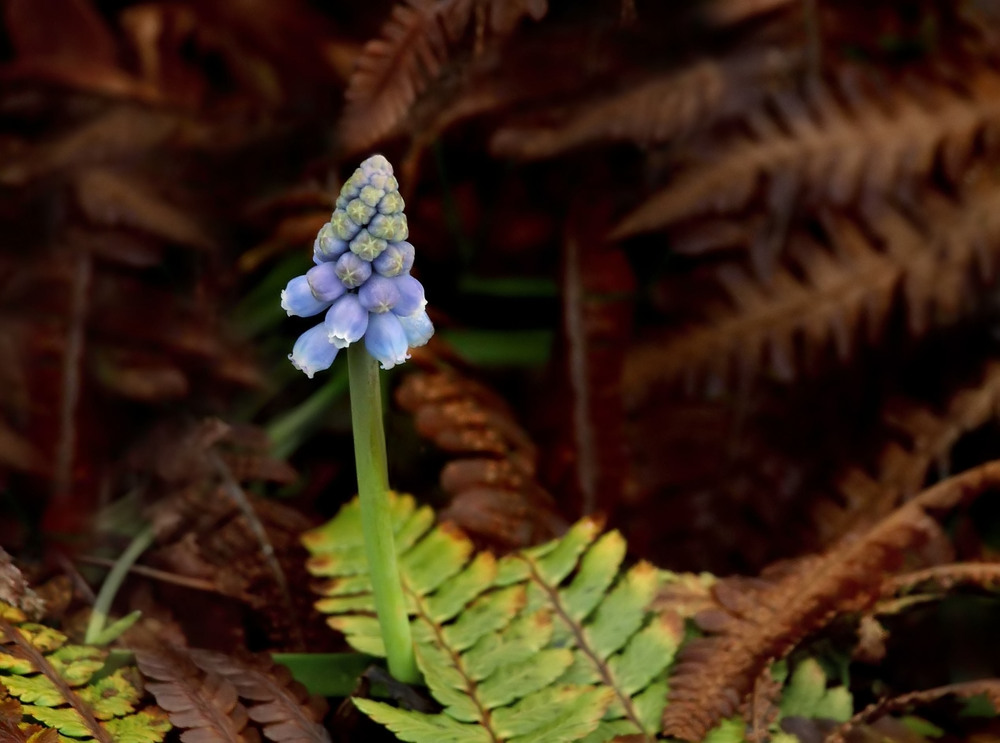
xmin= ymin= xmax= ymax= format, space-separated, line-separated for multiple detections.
xmin=490 ymin=46 xmax=802 ymax=160
xmin=339 ymin=0 xmax=548 ymax=154
xmin=623 ymin=220 xmax=897 ymax=388
xmin=135 ymin=646 xmax=260 ymax=742
xmin=614 ymin=65 xmax=1000 ymax=239
xmin=663 ymin=459 xmax=1000 ymax=741
xmin=185 ymin=650 xmax=329 ymax=743
xmin=395 ymin=369 xmax=566 ymax=548
xmin=0 ymin=0 xmax=347 ymax=537
xmin=115 ymin=418 xmax=317 ymax=650
xmin=0 ymin=549 xmax=44 ymax=619
xmin=624 ymin=168 xmax=1000 ymax=389
xmin=883 ymin=562 xmax=1000 ymax=595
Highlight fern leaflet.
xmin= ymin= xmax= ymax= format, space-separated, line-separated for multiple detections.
xmin=303 ymin=493 xmax=679 ymax=743
xmin=0 ymin=603 xmax=171 ymax=743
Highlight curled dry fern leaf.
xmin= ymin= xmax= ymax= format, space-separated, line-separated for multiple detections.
xmin=395 ymin=370 xmax=566 ymax=548
xmin=0 ymin=603 xmax=171 ymax=743
xmin=341 ymin=0 xmax=548 ymax=153
xmin=303 ymin=493 xmax=680 ymax=743
xmin=663 ymin=459 xmax=1000 ymax=740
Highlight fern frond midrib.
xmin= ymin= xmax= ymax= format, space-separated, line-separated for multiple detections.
xmin=138 ymin=649 xmax=250 ymax=741
xmin=407 ymin=585 xmax=502 ymax=743
xmin=516 ymin=555 xmax=652 ymax=742
xmin=0 ymin=618 xmax=112 ymax=743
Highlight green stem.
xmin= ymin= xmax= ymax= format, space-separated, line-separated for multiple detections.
xmin=346 ymin=343 xmax=419 ymax=684
xmin=85 ymin=524 xmax=154 ymax=645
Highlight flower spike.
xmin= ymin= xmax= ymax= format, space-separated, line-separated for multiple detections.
xmin=282 ymin=154 xmax=433 ymax=377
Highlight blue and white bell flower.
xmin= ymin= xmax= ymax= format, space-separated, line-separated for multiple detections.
xmin=283 ymin=155 xmax=433 ymax=375
xmin=288 ymin=323 xmax=339 ymax=378
xmin=326 ymin=294 xmax=368 ymax=349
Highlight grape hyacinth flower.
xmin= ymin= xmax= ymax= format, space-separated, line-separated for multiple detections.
xmin=281 ymin=154 xmax=433 ymax=377
xmin=280 ymin=155 xmax=428 ymax=685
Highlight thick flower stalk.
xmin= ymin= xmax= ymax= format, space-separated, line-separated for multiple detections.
xmin=282 ymin=154 xmax=433 ymax=377
xmin=281 ymin=155 xmax=428 ymax=685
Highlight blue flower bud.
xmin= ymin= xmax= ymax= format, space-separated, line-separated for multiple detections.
xmin=359 ymin=185 xmax=384 ymax=208
xmin=307 ymin=263 xmax=347 ymax=303
xmin=325 ymin=294 xmax=368 ymax=348
xmin=289 ymin=323 xmax=338 ymax=378
xmin=370 ymin=173 xmax=394 ymax=192
xmin=377 ymin=191 xmax=404 ymax=215
xmin=281 ymin=275 xmax=332 ymax=317
xmin=358 ymin=275 xmax=400 ymax=314
xmin=329 ymin=209 xmax=361 ymax=241
xmin=339 ymin=169 xmax=365 ymax=201
xmin=335 ymin=252 xmax=372 ymax=289
xmin=372 ymin=241 xmax=415 ymax=277
xmin=313 ymin=223 xmax=349 ymax=263
xmin=368 ymin=213 xmax=408 ymax=242
xmin=345 ymin=198 xmax=376 ymax=227
xmin=391 ymin=274 xmax=426 ymax=317
xmin=361 ymin=154 xmax=391 ymax=177
xmin=365 ymin=311 xmax=410 ymax=370
xmin=350 ymin=229 xmax=388 ymax=261
xmin=398 ymin=309 xmax=434 ymax=347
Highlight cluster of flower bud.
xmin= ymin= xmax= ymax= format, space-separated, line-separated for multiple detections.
xmin=281 ymin=155 xmax=433 ymax=377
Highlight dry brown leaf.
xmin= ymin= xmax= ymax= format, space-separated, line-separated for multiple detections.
xmin=187 ymin=650 xmax=330 ymax=743
xmin=397 ymin=369 xmax=565 ymax=548
xmin=73 ymin=169 xmax=215 ymax=250
xmin=340 ymin=0 xmax=547 ymax=152
xmin=136 ymin=647 xmax=260 ymax=743
xmin=614 ymin=68 xmax=1000 ymax=238
xmin=664 ymin=460 xmax=1000 ymax=740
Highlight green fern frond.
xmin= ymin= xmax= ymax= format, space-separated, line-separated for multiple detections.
xmin=303 ymin=493 xmax=680 ymax=743
xmin=776 ymin=659 xmax=851 ymax=723
xmin=0 ymin=603 xmax=171 ymax=743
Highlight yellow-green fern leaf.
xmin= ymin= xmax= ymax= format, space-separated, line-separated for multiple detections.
xmin=303 ymin=493 xmax=683 ymax=743
xmin=0 ymin=604 xmax=170 ymax=743
xmin=778 ymin=659 xmax=852 ymax=723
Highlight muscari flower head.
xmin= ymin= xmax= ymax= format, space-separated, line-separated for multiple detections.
xmin=284 ymin=155 xmax=433 ymax=375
